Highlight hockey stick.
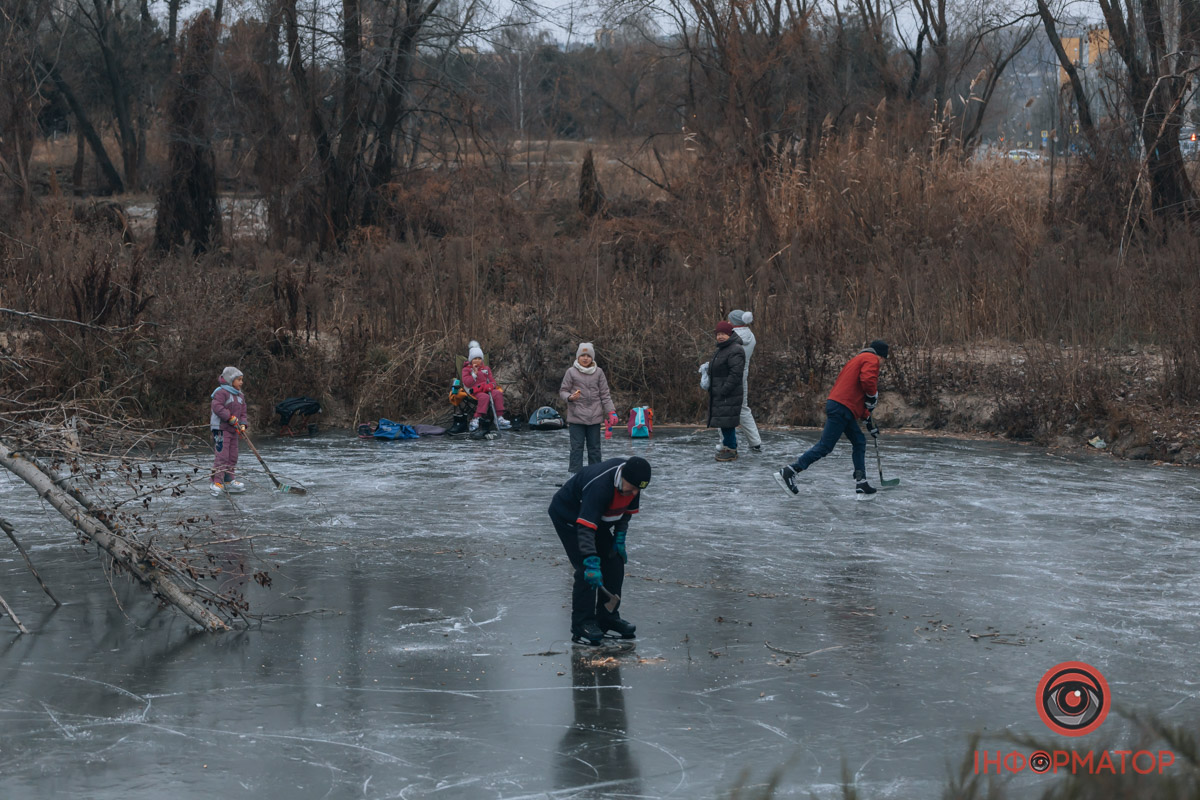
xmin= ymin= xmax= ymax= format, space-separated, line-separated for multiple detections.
xmin=241 ymin=431 xmax=308 ymax=495
xmin=490 ymin=392 xmax=503 ymax=437
xmin=872 ymin=435 xmax=900 ymax=488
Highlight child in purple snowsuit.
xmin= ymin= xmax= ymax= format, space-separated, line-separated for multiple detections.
xmin=211 ymin=366 xmax=248 ymax=496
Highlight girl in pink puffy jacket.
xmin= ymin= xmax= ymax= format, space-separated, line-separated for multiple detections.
xmin=462 ymin=340 xmax=511 ymax=432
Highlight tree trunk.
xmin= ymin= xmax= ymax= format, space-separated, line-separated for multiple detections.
xmin=167 ymin=0 xmax=183 ymax=71
xmin=43 ymin=63 xmax=124 ymax=194
xmin=72 ymin=127 xmax=86 ymax=195
xmin=155 ymin=9 xmax=223 ymax=253
xmin=0 ymin=442 xmax=228 ymax=632
xmin=91 ymin=0 xmax=140 ymax=189
xmin=282 ymin=0 xmax=341 ymax=246
xmin=1036 ymin=0 xmax=1098 ymax=151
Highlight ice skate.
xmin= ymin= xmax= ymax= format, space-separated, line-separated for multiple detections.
xmin=855 ymin=470 xmax=877 ymax=499
xmin=571 ymin=621 xmax=605 ymax=646
xmin=598 ymin=615 xmax=636 ymax=639
xmin=773 ymin=465 xmax=799 ymax=497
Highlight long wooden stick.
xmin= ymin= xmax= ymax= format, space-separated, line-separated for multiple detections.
xmin=0 ymin=517 xmax=61 ymax=606
xmin=239 ymin=431 xmax=306 ymax=495
xmin=0 ymin=442 xmax=228 ymax=631
xmin=0 ymin=590 xmax=29 ymax=634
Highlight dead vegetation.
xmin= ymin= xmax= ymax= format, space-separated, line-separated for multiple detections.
xmin=2 ymin=117 xmax=1199 ymax=466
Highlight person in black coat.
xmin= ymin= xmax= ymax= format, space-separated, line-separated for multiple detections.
xmin=707 ymin=321 xmax=745 ymax=461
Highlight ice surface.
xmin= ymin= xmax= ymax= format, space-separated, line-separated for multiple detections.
xmin=1 ymin=428 xmax=1198 ymax=798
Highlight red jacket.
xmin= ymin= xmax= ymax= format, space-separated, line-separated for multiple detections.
xmin=827 ymin=351 xmax=880 ymax=420
xmin=462 ymin=363 xmax=497 ymax=394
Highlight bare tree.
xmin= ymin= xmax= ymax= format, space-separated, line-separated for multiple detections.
xmin=0 ymin=0 xmax=52 ymax=210
xmin=154 ymin=9 xmax=222 ymax=253
xmin=1039 ymin=0 xmax=1200 ymax=222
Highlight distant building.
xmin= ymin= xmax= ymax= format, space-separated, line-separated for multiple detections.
xmin=1058 ymin=25 xmax=1110 ymax=86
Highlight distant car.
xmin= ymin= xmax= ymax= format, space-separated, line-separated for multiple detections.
xmin=1007 ymin=149 xmax=1042 ymax=163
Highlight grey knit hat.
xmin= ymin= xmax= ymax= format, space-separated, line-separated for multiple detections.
xmin=728 ymin=309 xmax=754 ymax=326
xmin=221 ymin=366 xmax=243 ymax=384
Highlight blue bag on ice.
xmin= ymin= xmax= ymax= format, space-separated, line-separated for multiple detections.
xmin=374 ymin=418 xmax=420 ymax=439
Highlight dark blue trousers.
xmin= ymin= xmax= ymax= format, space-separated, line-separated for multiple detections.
xmin=720 ymin=428 xmax=737 ymax=449
xmin=790 ymin=399 xmax=866 ymax=475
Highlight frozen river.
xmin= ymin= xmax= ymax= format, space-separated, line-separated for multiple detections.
xmin=1 ymin=428 xmax=1198 ymax=798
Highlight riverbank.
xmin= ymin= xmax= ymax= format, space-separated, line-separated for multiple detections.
xmin=2 ymin=163 xmax=1197 ymax=469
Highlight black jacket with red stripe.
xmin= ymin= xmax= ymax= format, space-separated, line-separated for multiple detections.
xmin=548 ymin=458 xmax=641 ymax=558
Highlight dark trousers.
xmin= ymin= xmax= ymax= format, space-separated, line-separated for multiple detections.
xmin=550 ymin=513 xmax=625 ymax=632
xmin=791 ymin=399 xmax=866 ymax=475
xmin=720 ymin=427 xmax=737 ymax=449
xmin=568 ymin=423 xmax=603 ymax=473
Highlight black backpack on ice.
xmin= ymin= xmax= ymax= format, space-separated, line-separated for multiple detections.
xmin=528 ymin=406 xmax=565 ymax=430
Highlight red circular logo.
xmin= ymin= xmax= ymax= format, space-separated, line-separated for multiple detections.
xmin=1036 ymin=661 xmax=1110 ymax=736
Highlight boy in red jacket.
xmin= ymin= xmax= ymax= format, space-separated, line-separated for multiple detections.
xmin=774 ymin=340 xmax=888 ymax=498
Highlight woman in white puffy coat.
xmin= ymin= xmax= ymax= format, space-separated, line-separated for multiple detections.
xmin=728 ymin=310 xmax=762 ymax=452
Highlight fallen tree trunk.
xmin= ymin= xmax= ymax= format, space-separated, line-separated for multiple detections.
xmin=0 ymin=442 xmax=228 ymax=632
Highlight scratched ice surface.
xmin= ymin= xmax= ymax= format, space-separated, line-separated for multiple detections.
xmin=2 ymin=428 xmax=1199 ymax=798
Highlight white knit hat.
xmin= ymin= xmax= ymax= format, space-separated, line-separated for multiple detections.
xmin=576 ymin=342 xmax=595 ymax=360
xmin=221 ymin=366 xmax=243 ymax=384
xmin=728 ymin=309 xmax=754 ymax=326
xmin=468 ymin=340 xmax=484 ymax=361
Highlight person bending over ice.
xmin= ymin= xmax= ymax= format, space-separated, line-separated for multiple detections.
xmin=774 ymin=340 xmax=889 ymax=498
xmin=462 ymin=340 xmax=511 ymax=431
xmin=548 ymin=456 xmax=651 ymax=645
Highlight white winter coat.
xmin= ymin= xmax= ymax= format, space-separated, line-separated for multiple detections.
xmin=732 ymin=325 xmax=755 ymax=403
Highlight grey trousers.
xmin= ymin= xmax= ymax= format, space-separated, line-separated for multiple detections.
xmin=568 ymin=423 xmax=603 ymax=473
xmin=739 ymin=397 xmax=762 ymax=447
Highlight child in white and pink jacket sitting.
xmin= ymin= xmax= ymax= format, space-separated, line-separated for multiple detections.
xmin=462 ymin=341 xmax=511 ymax=432
xmin=210 ymin=366 xmax=248 ymax=496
